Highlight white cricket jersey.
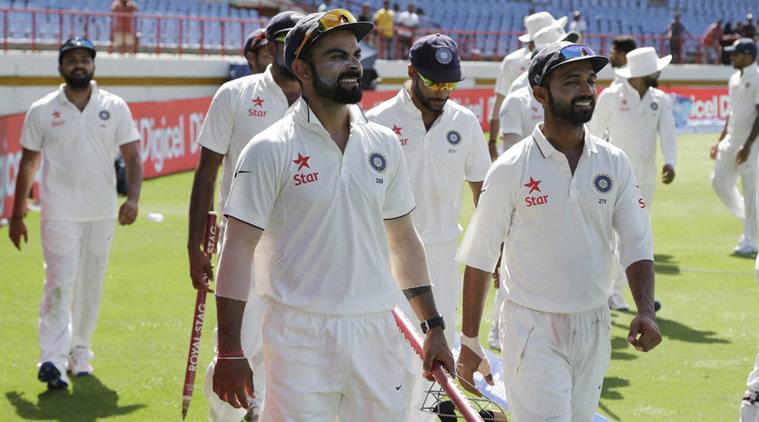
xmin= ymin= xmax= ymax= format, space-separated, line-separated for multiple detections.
xmin=494 ymin=48 xmax=531 ymax=97
xmin=725 ymin=63 xmax=759 ymax=148
xmin=196 ymin=66 xmax=291 ymax=209
xmin=224 ymin=98 xmax=416 ymax=315
xmin=507 ymin=71 xmax=529 ymax=95
xmin=20 ymin=82 xmax=140 ymax=221
xmin=366 ymin=87 xmax=492 ymax=244
xmin=588 ymin=81 xmax=677 ymax=185
xmin=499 ymin=86 xmax=543 ymax=138
xmin=456 ymin=126 xmax=653 ymax=313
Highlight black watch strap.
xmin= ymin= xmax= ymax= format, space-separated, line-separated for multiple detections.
xmin=420 ymin=315 xmax=445 ymax=334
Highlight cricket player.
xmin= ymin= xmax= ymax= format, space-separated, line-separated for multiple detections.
xmin=743 ymin=342 xmax=759 ymax=421
xmin=609 ymin=36 xmax=638 ymax=86
xmin=456 ymin=42 xmax=662 ymax=421
xmin=488 ymin=11 xmax=567 ymax=160
xmin=211 ymin=10 xmax=454 ymax=421
xmin=242 ymin=28 xmax=274 ymax=74
xmin=8 ymin=38 xmax=143 ymax=390
xmin=589 ymin=46 xmax=676 ymax=311
xmin=366 ymin=33 xmax=492 ymax=420
xmin=186 ymin=11 xmax=303 ymax=421
xmin=711 ymin=38 xmax=759 ymax=257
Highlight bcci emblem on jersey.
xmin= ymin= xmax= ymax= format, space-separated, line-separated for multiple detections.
xmin=649 ymin=102 xmax=658 ymax=111
xmin=99 ymin=110 xmax=110 ymax=120
xmin=593 ymin=174 xmax=613 ymax=194
xmin=369 ymin=152 xmax=387 ymax=173
xmin=446 ymin=130 xmax=462 ymax=146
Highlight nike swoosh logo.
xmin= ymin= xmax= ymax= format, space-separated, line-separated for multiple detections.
xmin=234 ymin=170 xmax=252 ymax=177
xmin=395 ymin=385 xmax=402 ymax=390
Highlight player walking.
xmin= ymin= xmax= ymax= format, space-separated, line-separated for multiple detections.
xmin=456 ymin=42 xmax=662 ymax=420
xmin=366 ymin=33 xmax=492 ymax=420
xmin=9 ymin=38 xmax=143 ymax=390
xmin=590 ymin=46 xmax=676 ymax=311
xmin=186 ymin=11 xmax=303 ymax=421
xmin=211 ymin=10 xmax=454 ymax=421
xmin=711 ymin=38 xmax=759 ymax=256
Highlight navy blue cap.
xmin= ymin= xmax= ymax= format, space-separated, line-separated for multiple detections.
xmin=243 ymin=28 xmax=267 ymax=55
xmin=59 ymin=37 xmax=96 ymax=64
xmin=410 ymin=33 xmax=463 ymax=83
xmin=528 ymin=42 xmax=608 ymax=87
xmin=725 ymin=38 xmax=758 ymax=58
xmin=266 ymin=11 xmax=304 ymax=42
xmin=284 ymin=10 xmax=374 ymax=71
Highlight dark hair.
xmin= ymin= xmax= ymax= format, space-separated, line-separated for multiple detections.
xmin=612 ymin=36 xmax=637 ymax=55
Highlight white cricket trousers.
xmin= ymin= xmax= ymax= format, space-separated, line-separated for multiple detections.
xmin=396 ymin=241 xmax=460 ymax=422
xmin=501 ymin=301 xmax=611 ymax=422
xmin=262 ymin=302 xmax=410 ymax=421
xmin=712 ymin=137 xmax=759 ymax=248
xmin=38 ymin=218 xmax=115 ymax=375
xmin=611 ymin=181 xmax=655 ymax=300
xmin=742 ymin=349 xmax=759 ymax=422
xmin=205 ymin=220 xmax=267 ymax=422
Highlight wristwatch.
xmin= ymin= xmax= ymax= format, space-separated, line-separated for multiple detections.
xmin=420 ymin=315 xmax=445 ymax=334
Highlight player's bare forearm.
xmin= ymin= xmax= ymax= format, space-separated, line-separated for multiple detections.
xmin=468 ymin=181 xmax=483 ymax=207
xmin=403 ymin=286 xmax=440 ymax=322
xmin=461 ymin=265 xmax=491 ymax=337
xmin=10 ymin=148 xmax=40 ymax=218
xmin=120 ymin=141 xmax=143 ymax=204
xmin=625 ymin=259 xmax=662 ymax=352
xmin=187 ymin=148 xmax=224 ymax=250
xmin=719 ymin=115 xmax=730 ymax=141
xmin=216 ymin=296 xmax=246 ymax=353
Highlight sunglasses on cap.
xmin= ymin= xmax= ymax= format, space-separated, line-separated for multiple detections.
xmin=417 ymin=72 xmax=458 ymax=91
xmin=293 ymin=9 xmax=358 ymax=61
xmin=559 ymin=44 xmax=596 ymax=59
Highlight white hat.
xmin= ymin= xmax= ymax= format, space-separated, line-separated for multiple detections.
xmin=531 ymin=22 xmax=580 ymax=49
xmin=519 ymin=12 xmax=568 ymax=43
xmin=615 ymin=47 xmax=672 ymax=78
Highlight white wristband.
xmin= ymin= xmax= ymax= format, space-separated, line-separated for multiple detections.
xmin=460 ymin=334 xmax=485 ymax=359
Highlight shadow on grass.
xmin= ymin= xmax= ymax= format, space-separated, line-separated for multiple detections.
xmin=599 ymin=376 xmax=629 ymax=421
xmin=5 ymin=375 xmax=145 ymax=422
xmin=653 ymin=254 xmax=680 ymax=275
xmin=612 ymin=316 xmax=728 ymax=344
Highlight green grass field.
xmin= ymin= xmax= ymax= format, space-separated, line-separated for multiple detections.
xmin=1 ymin=132 xmax=757 ymax=421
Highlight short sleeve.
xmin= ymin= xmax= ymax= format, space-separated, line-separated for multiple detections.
xmin=500 ymin=94 xmax=525 ymax=136
xmin=382 ymin=136 xmax=416 ymax=219
xmin=494 ymin=56 xmax=517 ymax=96
xmin=20 ymin=105 xmax=44 ymax=151
xmin=456 ymin=161 xmax=515 ymax=272
xmin=197 ymin=84 xmax=234 ymax=155
xmin=115 ymin=100 xmax=141 ymax=146
xmin=223 ymin=137 xmax=282 ymax=230
xmin=588 ymin=89 xmax=613 ymax=139
xmin=465 ymin=120 xmax=492 ymax=182
xmin=612 ymin=152 xmax=654 ymax=269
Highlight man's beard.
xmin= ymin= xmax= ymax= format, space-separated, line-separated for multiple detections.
xmin=547 ymin=91 xmax=595 ymax=124
xmin=63 ymin=69 xmax=93 ymax=89
xmin=412 ymin=79 xmax=447 ymax=113
xmin=310 ymin=62 xmax=362 ymax=104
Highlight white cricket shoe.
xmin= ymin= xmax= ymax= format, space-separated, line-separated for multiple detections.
xmin=608 ymin=292 xmax=630 ymax=311
xmin=487 ymin=323 xmax=501 ymax=351
xmin=741 ymin=390 xmax=759 ymax=422
xmin=68 ymin=346 xmax=93 ymax=376
xmin=734 ymin=243 xmax=758 ymax=257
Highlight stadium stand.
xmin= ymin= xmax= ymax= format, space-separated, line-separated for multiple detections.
xmin=0 ymin=0 xmax=755 ymax=60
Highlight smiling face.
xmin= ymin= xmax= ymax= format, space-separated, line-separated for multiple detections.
xmin=58 ymin=49 xmax=95 ymax=89
xmin=294 ymin=29 xmax=364 ymax=104
xmin=534 ymin=60 xmax=597 ymax=125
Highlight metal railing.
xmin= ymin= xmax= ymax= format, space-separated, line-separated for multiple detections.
xmin=0 ymin=7 xmax=706 ymax=62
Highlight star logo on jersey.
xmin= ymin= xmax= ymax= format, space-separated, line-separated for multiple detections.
xmin=619 ymin=98 xmax=631 ymax=111
xmin=392 ymin=125 xmax=402 ymax=136
xmin=251 ymin=96 xmax=265 ymax=107
xmin=524 ymin=177 xmax=542 ymax=194
xmin=293 ymin=153 xmax=311 ymax=171
xmin=248 ymin=96 xmax=268 ymax=118
xmin=52 ymin=110 xmax=61 ymax=119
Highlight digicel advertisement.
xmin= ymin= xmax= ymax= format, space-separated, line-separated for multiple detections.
xmin=0 ymin=86 xmax=729 ymax=218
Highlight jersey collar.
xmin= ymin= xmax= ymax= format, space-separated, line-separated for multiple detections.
xmin=293 ymin=97 xmax=368 ymax=138
xmin=57 ymin=81 xmax=99 ymax=105
xmin=532 ymin=123 xmax=598 ymax=159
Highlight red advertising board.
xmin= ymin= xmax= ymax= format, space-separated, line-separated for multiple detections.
xmin=0 ymin=86 xmax=729 ymax=219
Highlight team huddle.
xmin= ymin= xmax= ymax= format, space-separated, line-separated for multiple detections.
xmin=7 ymin=5 xmax=759 ymax=422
